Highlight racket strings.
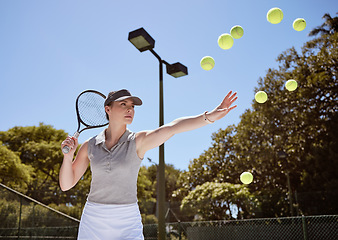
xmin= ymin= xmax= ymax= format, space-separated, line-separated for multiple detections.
xmin=77 ymin=92 xmax=108 ymax=127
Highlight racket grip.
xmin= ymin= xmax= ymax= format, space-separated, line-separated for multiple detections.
xmin=61 ymin=132 xmax=80 ymax=154
xmin=62 ymin=145 xmax=71 ymax=154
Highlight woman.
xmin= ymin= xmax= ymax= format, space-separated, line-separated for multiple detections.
xmin=59 ymin=89 xmax=237 ymax=240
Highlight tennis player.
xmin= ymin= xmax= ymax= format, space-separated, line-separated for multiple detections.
xmin=59 ymin=89 xmax=237 ymax=240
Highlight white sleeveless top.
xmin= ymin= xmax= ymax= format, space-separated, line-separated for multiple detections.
xmin=87 ymin=129 xmax=142 ymax=204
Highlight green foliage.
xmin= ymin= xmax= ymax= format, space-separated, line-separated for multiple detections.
xmin=241 ymin=32 xmax=338 ymax=216
xmin=165 ymin=164 xmax=183 ymax=202
xmin=0 ymin=122 xmax=183 ymax=222
xmin=0 ymin=123 xmax=90 ymax=209
xmin=0 ymin=123 xmax=68 ymax=202
xmin=138 ymin=166 xmax=157 ymax=218
xmin=137 ymin=163 xmax=182 ymax=223
xmin=0 ymin=144 xmax=33 ymax=188
xmin=173 ymin=126 xmax=238 ymax=200
xmin=234 ymin=32 xmax=337 ymax=216
xmin=176 ymin=17 xmax=338 ymax=219
xmin=0 ymin=187 xmax=79 ymax=229
xmin=0 ymin=198 xmax=19 ymax=227
xmin=181 ymin=182 xmax=258 ymax=220
xmin=1 ymin=16 xmax=337 ymax=221
xmin=308 ymin=13 xmax=338 ymax=37
xmin=141 ymin=214 xmax=158 ymax=224
xmin=50 ymin=203 xmax=83 ymax=220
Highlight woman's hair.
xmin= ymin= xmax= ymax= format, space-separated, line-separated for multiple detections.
xmin=105 ymin=91 xmax=116 ymax=120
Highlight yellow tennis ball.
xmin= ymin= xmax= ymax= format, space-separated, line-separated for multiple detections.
xmin=200 ymin=56 xmax=215 ymax=71
xmin=218 ymin=34 xmax=234 ymax=50
xmin=255 ymin=91 xmax=268 ymax=103
xmin=240 ymin=172 xmax=253 ymax=184
xmin=285 ymin=79 xmax=298 ymax=91
xmin=293 ymin=18 xmax=306 ymax=31
xmin=267 ymin=7 xmax=283 ymax=24
xmin=230 ymin=25 xmax=244 ymax=39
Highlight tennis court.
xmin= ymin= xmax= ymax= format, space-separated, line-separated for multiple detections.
xmin=1 ymin=184 xmax=337 ymax=240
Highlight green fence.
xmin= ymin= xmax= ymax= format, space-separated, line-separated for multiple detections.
xmin=1 ymin=184 xmax=337 ymax=239
xmin=143 ymin=215 xmax=338 ymax=240
xmin=0 ymin=183 xmax=79 ymax=239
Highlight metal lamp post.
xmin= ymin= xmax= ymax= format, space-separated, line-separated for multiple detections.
xmin=148 ymin=158 xmax=159 ymax=218
xmin=128 ymin=27 xmax=188 ymax=240
xmin=277 ymin=150 xmax=294 ymax=216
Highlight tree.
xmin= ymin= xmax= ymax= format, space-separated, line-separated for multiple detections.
xmin=0 ymin=123 xmax=184 ymax=221
xmin=176 ymin=19 xmax=338 ymax=218
xmin=239 ymin=29 xmax=338 ymax=216
xmin=173 ymin=125 xmax=238 ymax=201
xmin=137 ymin=163 xmax=183 ymax=223
xmin=0 ymin=123 xmax=90 ymax=208
xmin=180 ymin=182 xmax=257 ymax=220
xmin=138 ymin=166 xmax=157 ymax=223
xmin=0 ymin=144 xmax=33 ymax=188
xmin=309 ymin=13 xmax=338 ymax=37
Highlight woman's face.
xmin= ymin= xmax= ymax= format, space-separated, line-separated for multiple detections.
xmin=106 ymin=99 xmax=135 ymax=124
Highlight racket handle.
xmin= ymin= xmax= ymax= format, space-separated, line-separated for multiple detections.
xmin=62 ymin=132 xmax=80 ymax=154
xmin=62 ymin=145 xmax=71 ymax=154
xmin=73 ymin=132 xmax=80 ymax=138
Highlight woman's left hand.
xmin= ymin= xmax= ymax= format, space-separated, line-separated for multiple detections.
xmin=207 ymin=91 xmax=238 ymax=122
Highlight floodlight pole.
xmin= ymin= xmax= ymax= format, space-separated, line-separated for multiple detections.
xmin=128 ymin=28 xmax=188 ymax=240
xmin=149 ymin=49 xmax=167 ymax=240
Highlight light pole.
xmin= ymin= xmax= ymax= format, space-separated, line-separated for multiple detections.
xmin=148 ymin=158 xmax=159 ymax=218
xmin=128 ymin=27 xmax=188 ymax=240
xmin=277 ymin=150 xmax=294 ymax=216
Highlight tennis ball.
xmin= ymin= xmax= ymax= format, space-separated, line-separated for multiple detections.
xmin=255 ymin=91 xmax=268 ymax=103
xmin=267 ymin=7 xmax=283 ymax=24
xmin=230 ymin=25 xmax=244 ymax=39
xmin=293 ymin=18 xmax=306 ymax=31
xmin=240 ymin=172 xmax=253 ymax=184
xmin=218 ymin=34 xmax=234 ymax=50
xmin=285 ymin=79 xmax=298 ymax=91
xmin=200 ymin=56 xmax=215 ymax=71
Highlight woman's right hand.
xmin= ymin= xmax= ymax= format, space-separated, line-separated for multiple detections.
xmin=61 ymin=136 xmax=78 ymax=155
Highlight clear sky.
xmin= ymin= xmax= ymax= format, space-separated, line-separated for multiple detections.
xmin=0 ymin=0 xmax=336 ymax=171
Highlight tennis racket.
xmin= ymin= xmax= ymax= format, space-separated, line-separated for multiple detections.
xmin=62 ymin=90 xmax=109 ymax=154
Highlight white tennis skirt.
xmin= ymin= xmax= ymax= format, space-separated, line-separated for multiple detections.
xmin=78 ymin=201 xmax=144 ymax=240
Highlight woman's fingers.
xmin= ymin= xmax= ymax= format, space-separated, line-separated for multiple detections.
xmin=61 ymin=136 xmax=77 ymax=152
xmin=219 ymin=91 xmax=238 ymax=109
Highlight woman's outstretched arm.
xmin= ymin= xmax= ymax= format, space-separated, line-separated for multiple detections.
xmin=136 ymin=91 xmax=237 ymax=158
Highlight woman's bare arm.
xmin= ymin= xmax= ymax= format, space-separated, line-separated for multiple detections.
xmin=136 ymin=91 xmax=237 ymax=158
xmin=59 ymin=137 xmax=89 ymax=191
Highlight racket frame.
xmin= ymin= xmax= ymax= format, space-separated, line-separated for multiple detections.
xmin=62 ymin=89 xmax=109 ymax=154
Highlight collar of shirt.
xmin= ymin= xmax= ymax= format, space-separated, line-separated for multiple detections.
xmin=94 ymin=128 xmax=131 ymax=146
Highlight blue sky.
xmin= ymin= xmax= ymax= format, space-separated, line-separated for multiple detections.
xmin=0 ymin=0 xmax=336 ymax=171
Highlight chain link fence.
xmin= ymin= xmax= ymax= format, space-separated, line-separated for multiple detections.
xmin=1 ymin=184 xmax=337 ymax=239
xmin=0 ymin=183 xmax=79 ymax=239
xmin=143 ymin=215 xmax=338 ymax=240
